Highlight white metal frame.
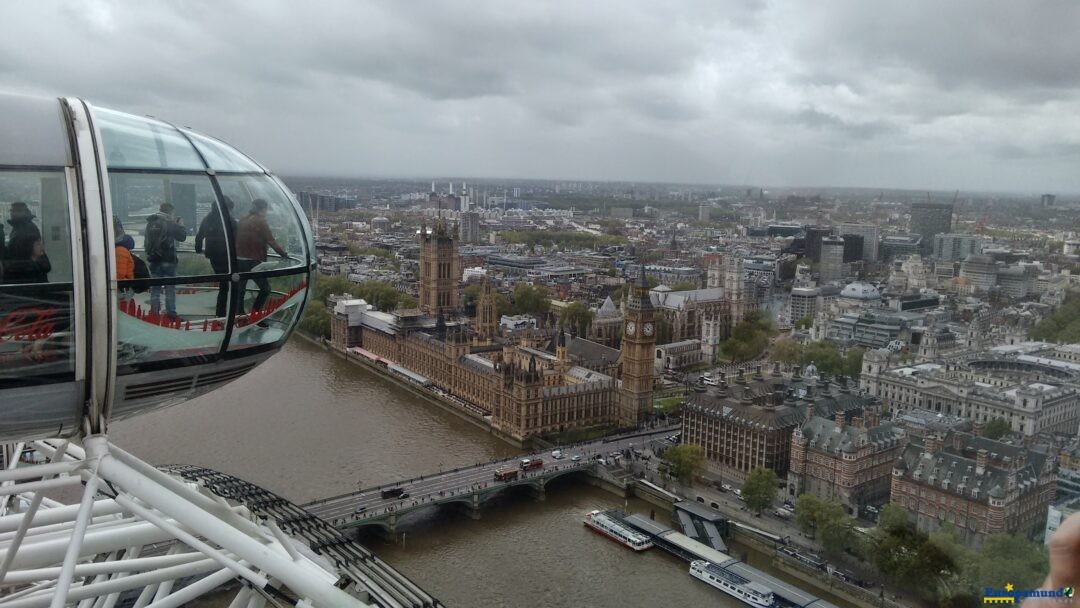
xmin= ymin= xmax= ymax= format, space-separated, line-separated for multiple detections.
xmin=0 ymin=438 xmax=367 ymax=607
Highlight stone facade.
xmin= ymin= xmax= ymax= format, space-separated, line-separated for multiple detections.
xmin=683 ymin=370 xmax=874 ymax=483
xmin=860 ymin=348 xmax=1080 ymax=436
xmin=787 ymin=407 xmax=906 ymax=514
xmin=419 ymin=219 xmax=460 ymax=316
xmin=890 ymin=431 xmax=1057 ymax=547
xmin=619 ymin=268 xmax=657 ymax=427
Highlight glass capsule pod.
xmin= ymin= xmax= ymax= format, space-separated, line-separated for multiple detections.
xmin=0 ymin=92 xmax=313 ymax=442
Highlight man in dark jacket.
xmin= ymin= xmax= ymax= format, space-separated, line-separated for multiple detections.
xmin=235 ymin=198 xmax=287 ymax=315
xmin=144 ymin=202 xmax=187 ymax=319
xmin=195 ymin=197 xmax=235 ymax=317
xmin=2 ymin=202 xmax=51 ymax=284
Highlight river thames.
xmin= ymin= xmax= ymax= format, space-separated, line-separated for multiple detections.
xmin=112 ymin=338 xmax=840 ymax=607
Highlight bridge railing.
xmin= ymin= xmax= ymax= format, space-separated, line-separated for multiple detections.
xmin=303 ymin=425 xmax=679 ymax=507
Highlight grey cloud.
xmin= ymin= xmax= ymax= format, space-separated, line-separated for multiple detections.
xmin=0 ymin=0 xmax=1078 ymax=191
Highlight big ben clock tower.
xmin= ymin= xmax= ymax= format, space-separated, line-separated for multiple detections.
xmin=618 ymin=264 xmax=656 ymax=426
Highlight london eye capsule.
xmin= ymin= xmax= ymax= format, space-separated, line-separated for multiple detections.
xmin=0 ymin=92 xmax=313 ymax=442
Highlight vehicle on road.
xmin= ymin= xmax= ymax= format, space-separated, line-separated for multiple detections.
xmin=696 ymin=496 xmax=705 ymax=503
xmin=571 ymin=455 xmax=582 ymax=462
xmin=779 ymin=546 xmax=826 ymax=571
xmin=520 ymin=458 xmax=544 ymax=471
xmin=734 ymin=489 xmax=744 ymax=501
xmin=381 ymin=488 xmax=405 ymax=499
xmin=721 ymin=483 xmax=733 ymax=493
xmin=774 ymin=507 xmax=793 ymax=520
xmin=710 ymin=502 xmax=719 ymax=509
xmin=398 ymin=492 xmax=410 ymax=500
xmin=354 ymin=505 xmax=367 ymax=514
xmin=494 ymin=467 xmax=519 ymax=482
xmin=551 ymin=450 xmax=564 ymax=459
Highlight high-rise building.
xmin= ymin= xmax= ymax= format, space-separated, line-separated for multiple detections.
xmin=819 ymin=236 xmax=844 ymax=284
xmin=458 ymin=211 xmax=481 ymax=244
xmin=419 ymin=218 xmax=460 ymax=316
xmin=513 ymin=187 xmax=521 ymax=198
xmin=619 ymin=266 xmax=657 ymax=426
xmin=960 ymin=254 xmax=998 ymax=292
xmin=804 ymin=226 xmax=833 ymax=263
xmin=838 ymin=223 xmax=880 ymax=262
xmin=909 ymin=202 xmax=954 ymax=256
xmin=1041 ymin=194 xmax=1056 ymax=208
xmin=698 ymin=204 xmax=710 ymax=222
xmin=933 ymin=233 xmax=983 ymax=262
xmin=841 ymin=234 xmax=864 ymax=263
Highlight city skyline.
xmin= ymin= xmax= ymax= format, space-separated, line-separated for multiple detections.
xmin=2 ymin=1 xmax=1080 ymax=192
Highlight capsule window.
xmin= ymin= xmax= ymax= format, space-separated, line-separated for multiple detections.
xmin=0 ymin=169 xmax=75 ymax=384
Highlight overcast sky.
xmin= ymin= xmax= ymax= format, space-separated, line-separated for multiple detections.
xmin=2 ymin=1 xmax=1079 ymax=192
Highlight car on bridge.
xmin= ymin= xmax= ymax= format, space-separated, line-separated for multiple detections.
xmin=354 ymin=505 xmax=367 ymax=514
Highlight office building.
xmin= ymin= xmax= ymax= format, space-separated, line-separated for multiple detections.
xmin=880 ymin=235 xmax=922 ymax=262
xmin=838 ymin=223 xmax=880 ymax=262
xmin=458 ymin=211 xmax=481 ymax=244
xmin=934 ymin=233 xmax=983 ymax=262
xmin=805 ymin=226 xmax=832 ymax=263
xmin=909 ymin=202 xmax=954 ymax=256
xmin=841 ymin=234 xmax=864 ymax=263
xmin=819 ymin=236 xmax=844 ymax=284
xmin=960 ymin=255 xmax=998 ymax=293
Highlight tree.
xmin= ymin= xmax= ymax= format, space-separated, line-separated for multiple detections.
xmin=298 ymin=301 xmax=331 ymax=339
xmin=662 ymin=444 xmax=705 ymax=484
xmin=741 ymin=467 xmax=778 ymax=514
xmin=721 ymin=310 xmax=776 ymax=362
xmin=878 ymin=503 xmax=910 ymax=534
xmin=966 ymin=533 xmax=1048 ymax=593
xmin=511 ymin=284 xmax=551 ymax=321
xmin=842 ymin=347 xmax=865 ymax=379
xmin=819 ymin=511 xmax=856 ymax=556
xmin=794 ymin=493 xmax=823 ymax=535
xmin=560 ymin=302 xmax=595 ymax=335
xmin=794 ymin=314 xmax=813 ymax=330
xmin=983 ymin=417 xmax=1011 ymax=440
xmin=670 ymin=281 xmax=700 ymax=291
xmin=770 ymin=338 xmax=802 ymax=365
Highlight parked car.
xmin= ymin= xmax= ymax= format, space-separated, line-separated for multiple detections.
xmin=721 ymin=483 xmax=733 ymax=493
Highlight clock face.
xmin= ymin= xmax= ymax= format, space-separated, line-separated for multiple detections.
xmin=643 ymin=322 xmax=654 ymax=337
xmin=625 ymin=321 xmax=636 ymax=336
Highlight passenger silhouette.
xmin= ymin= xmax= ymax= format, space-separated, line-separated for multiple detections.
xmin=144 ymin=202 xmax=187 ymax=320
xmin=235 ymin=198 xmax=287 ymax=316
xmin=2 ymin=202 xmax=50 ymax=284
xmin=195 ymin=197 xmax=236 ymax=317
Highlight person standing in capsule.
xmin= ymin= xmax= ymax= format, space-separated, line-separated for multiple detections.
xmin=1 ymin=202 xmax=50 ymax=284
xmin=195 ymin=197 xmax=235 ymax=318
xmin=235 ymin=198 xmax=287 ymax=316
xmin=143 ymin=202 xmax=187 ymax=320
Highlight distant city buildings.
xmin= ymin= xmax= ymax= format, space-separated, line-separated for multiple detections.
xmin=837 ymin=223 xmax=880 ymax=262
xmin=909 ymin=201 xmax=954 ymax=256
xmin=934 ymin=233 xmax=984 ymax=262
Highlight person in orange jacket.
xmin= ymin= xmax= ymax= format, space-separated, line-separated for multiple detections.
xmin=114 ymin=216 xmax=135 ymax=281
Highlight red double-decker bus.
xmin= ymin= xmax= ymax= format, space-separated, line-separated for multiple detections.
xmin=494 ymin=468 xmax=519 ymax=482
xmin=519 ymin=458 xmax=544 ymax=472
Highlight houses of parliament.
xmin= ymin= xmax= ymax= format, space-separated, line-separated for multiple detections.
xmin=329 ymin=216 xmax=657 ymax=444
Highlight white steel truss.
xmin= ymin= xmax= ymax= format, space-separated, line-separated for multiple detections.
xmin=0 ymin=437 xmax=367 ymax=607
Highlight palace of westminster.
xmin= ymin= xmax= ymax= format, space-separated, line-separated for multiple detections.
xmin=328 ymin=216 xmax=662 ymax=444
